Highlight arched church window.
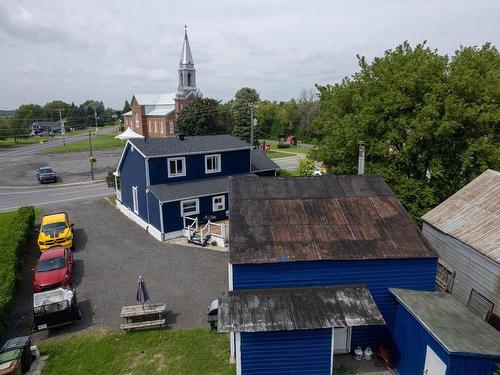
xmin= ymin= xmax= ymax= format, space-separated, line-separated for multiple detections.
xmin=187 ymin=73 xmax=191 ymax=86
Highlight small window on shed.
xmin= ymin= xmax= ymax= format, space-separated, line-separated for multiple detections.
xmin=467 ymin=289 xmax=494 ymax=321
xmin=435 ymin=260 xmax=455 ymax=292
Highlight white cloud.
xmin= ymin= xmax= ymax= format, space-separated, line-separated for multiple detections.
xmin=0 ymin=0 xmax=498 ymax=108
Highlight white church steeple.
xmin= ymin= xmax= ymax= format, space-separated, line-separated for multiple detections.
xmin=177 ymin=25 xmax=197 ymax=98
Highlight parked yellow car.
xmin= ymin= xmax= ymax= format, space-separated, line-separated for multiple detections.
xmin=37 ymin=212 xmax=74 ymax=252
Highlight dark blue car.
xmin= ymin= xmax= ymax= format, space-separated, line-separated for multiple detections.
xmin=36 ymin=167 xmax=58 ymax=184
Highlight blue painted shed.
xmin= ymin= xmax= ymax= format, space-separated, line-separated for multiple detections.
xmin=218 ymin=285 xmax=385 ymax=375
xmin=227 ymin=176 xmax=438 ymax=356
xmin=391 ymin=288 xmax=500 ymax=375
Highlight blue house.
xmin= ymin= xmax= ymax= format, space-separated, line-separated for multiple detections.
xmin=391 ymin=288 xmax=500 ymax=375
xmin=114 ymin=134 xmax=278 ymax=242
xmin=220 ymin=175 xmax=438 ymax=374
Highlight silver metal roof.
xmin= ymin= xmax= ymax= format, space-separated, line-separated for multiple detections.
xmin=422 ymin=169 xmax=499 ymax=263
xmin=391 ymin=288 xmax=500 ymax=357
xmin=145 ymin=106 xmax=175 ymax=116
xmin=133 ymin=93 xmax=175 ymax=106
xmin=180 ymin=28 xmax=194 ymax=66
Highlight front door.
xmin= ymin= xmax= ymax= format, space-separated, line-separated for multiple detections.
xmin=333 ymin=327 xmax=350 ymax=353
xmin=424 ymin=346 xmax=447 ymax=375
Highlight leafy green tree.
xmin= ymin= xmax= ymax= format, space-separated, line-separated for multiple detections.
xmin=176 ymin=98 xmax=226 ymax=135
xmin=232 ymin=87 xmax=260 ymax=143
xmin=9 ymin=104 xmax=43 ymax=140
xmin=297 ymin=157 xmax=317 ymax=176
xmin=43 ymin=100 xmax=70 ymax=119
xmin=122 ymin=100 xmax=131 ymax=114
xmin=313 ymin=41 xmax=500 ymax=221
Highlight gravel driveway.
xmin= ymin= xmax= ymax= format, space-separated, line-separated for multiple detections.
xmin=7 ymin=198 xmax=228 ymax=341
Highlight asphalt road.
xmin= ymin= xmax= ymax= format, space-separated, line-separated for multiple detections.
xmin=0 ymin=182 xmax=114 ymax=212
xmin=274 ymin=154 xmax=304 ymax=170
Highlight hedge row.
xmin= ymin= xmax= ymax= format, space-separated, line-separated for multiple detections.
xmin=277 ymin=143 xmax=291 ymax=149
xmin=0 ymin=206 xmax=35 ymax=339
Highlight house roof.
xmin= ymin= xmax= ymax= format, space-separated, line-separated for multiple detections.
xmin=149 ymin=175 xmax=237 ymax=203
xmin=133 ymin=93 xmax=176 ymax=106
xmin=422 ymin=169 xmax=499 ymax=263
xmin=391 ymin=288 xmax=500 ymax=357
xmin=251 ymin=149 xmax=279 ymax=172
xmin=129 ymin=134 xmax=250 ymax=158
xmin=229 ymin=175 xmax=437 ymax=264
xmin=145 ymin=107 xmax=175 ymax=116
xmin=218 ymin=285 xmax=385 ymax=333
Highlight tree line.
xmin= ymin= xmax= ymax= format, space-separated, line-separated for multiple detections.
xmin=0 ymin=100 xmax=118 ymax=139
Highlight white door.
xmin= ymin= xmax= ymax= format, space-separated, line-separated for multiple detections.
xmin=424 ymin=346 xmax=447 ymax=375
xmin=333 ymin=327 xmax=350 ymax=353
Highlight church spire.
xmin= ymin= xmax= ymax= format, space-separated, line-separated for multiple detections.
xmin=180 ymin=25 xmax=194 ymax=67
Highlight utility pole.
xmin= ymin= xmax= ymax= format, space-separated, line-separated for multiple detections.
xmin=93 ymin=106 xmax=98 ymax=135
xmin=89 ymin=130 xmax=94 ymax=180
xmin=56 ymin=108 xmax=65 ymax=146
xmin=249 ymin=104 xmax=258 ymax=148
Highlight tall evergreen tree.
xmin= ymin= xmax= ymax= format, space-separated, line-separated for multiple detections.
xmin=231 ymin=87 xmax=260 ymax=143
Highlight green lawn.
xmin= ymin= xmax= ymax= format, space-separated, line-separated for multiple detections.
xmin=261 ymin=140 xmax=315 ymax=155
xmin=266 ymin=150 xmax=295 ymax=159
xmin=41 ymin=132 xmax=124 ymax=154
xmin=0 ymin=137 xmax=41 ymax=148
xmin=64 ymin=124 xmax=116 ymax=136
xmin=39 ymin=328 xmax=235 ymax=375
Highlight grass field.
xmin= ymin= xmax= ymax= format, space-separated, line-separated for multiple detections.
xmin=266 ymin=150 xmax=295 ymax=159
xmin=0 ymin=137 xmax=41 ymax=148
xmin=41 ymin=132 xmax=124 ymax=154
xmin=39 ymin=328 xmax=235 ymax=375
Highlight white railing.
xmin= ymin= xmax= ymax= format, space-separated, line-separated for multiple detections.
xmin=183 ymin=216 xmax=198 ymax=239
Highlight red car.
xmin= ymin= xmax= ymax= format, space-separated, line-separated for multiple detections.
xmin=32 ymin=247 xmax=74 ymax=292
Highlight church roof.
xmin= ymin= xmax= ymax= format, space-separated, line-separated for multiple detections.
xmin=133 ymin=93 xmax=175 ymax=106
xmin=180 ymin=28 xmax=194 ymax=65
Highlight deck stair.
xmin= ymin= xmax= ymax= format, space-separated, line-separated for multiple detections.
xmin=183 ymin=216 xmax=228 ymax=247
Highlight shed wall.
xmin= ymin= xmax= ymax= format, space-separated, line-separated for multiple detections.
xmin=232 ymin=258 xmax=437 ymax=349
xmin=148 ymin=149 xmax=250 ymax=185
xmin=240 ymin=329 xmax=332 ymax=375
xmin=422 ymin=223 xmax=500 ymax=316
xmin=146 ymin=191 xmax=161 ymax=230
xmin=119 ymin=145 xmax=148 ymax=221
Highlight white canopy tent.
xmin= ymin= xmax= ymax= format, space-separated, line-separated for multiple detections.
xmin=115 ymin=127 xmax=145 ymax=140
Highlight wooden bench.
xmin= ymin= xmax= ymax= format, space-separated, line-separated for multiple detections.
xmin=120 ymin=303 xmax=167 ymax=332
xmin=120 ymin=319 xmax=166 ymax=331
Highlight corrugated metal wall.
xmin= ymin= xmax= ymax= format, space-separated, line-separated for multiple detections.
xmin=393 ymin=304 xmax=499 ymax=375
xmin=240 ymin=329 xmax=332 ymax=375
xmin=119 ymin=145 xmax=148 ymax=220
xmin=422 ymin=223 xmax=500 ymax=316
xmin=232 ymin=258 xmax=437 ymax=348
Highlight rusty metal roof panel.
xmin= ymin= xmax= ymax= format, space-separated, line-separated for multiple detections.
xmin=422 ymin=169 xmax=499 ymax=263
xmin=229 ymin=176 xmax=437 ymax=264
xmin=218 ymin=285 xmax=386 ymax=332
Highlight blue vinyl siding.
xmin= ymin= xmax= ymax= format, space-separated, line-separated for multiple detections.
xmin=146 ymin=191 xmax=161 ymax=230
xmin=119 ymin=145 xmax=148 ymax=221
xmin=232 ymin=258 xmax=438 ymax=349
xmin=240 ymin=329 xmax=332 ymax=375
xmin=393 ymin=304 xmax=500 ymax=375
xmin=163 ymin=193 xmax=229 ymax=233
xmin=148 ymin=149 xmax=250 ymax=185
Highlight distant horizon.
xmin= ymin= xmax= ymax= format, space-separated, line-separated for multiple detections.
xmin=1 ymin=0 xmax=498 ymax=109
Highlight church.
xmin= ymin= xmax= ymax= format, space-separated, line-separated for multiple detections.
xmin=122 ymin=27 xmax=200 ymax=138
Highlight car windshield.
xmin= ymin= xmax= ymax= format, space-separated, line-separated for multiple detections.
xmin=39 ymin=168 xmax=53 ymax=174
xmin=36 ymin=256 xmax=66 ymax=272
xmin=41 ymin=222 xmax=67 ymax=234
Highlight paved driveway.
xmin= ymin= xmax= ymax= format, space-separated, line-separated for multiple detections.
xmin=7 ymin=198 xmax=228 ymax=341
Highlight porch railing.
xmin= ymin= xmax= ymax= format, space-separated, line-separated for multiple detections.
xmin=183 ymin=216 xmax=198 ymax=240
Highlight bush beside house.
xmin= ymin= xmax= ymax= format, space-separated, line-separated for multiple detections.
xmin=0 ymin=206 xmax=35 ymax=338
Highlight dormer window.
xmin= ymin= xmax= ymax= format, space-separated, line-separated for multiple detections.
xmin=168 ymin=157 xmax=186 ymax=177
xmin=205 ymin=154 xmax=221 ymax=174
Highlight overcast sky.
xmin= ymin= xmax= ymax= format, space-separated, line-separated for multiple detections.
xmin=0 ymin=0 xmax=498 ymax=109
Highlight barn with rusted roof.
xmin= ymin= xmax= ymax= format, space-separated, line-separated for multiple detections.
xmin=219 ymin=175 xmax=438 ymax=374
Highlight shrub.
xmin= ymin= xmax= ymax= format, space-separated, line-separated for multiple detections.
xmin=297 ymin=157 xmax=317 ymax=176
xmin=106 ymin=170 xmax=116 ymax=188
xmin=277 ymin=169 xmax=299 ymax=177
xmin=277 ymin=143 xmax=291 ymax=149
xmin=0 ymin=206 xmax=35 ymax=339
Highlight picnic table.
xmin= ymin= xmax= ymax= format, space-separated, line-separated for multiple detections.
xmin=120 ymin=303 xmax=167 ymax=331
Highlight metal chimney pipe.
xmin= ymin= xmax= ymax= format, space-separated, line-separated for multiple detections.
xmin=358 ymin=142 xmax=365 ymax=175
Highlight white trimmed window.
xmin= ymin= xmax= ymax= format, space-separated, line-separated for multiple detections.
xmin=148 ymin=120 xmax=151 ymax=132
xmin=212 ymin=195 xmax=225 ymax=212
xmin=160 ymin=120 xmax=164 ymax=134
xmin=135 ymin=113 xmax=139 ymax=128
xmin=154 ymin=120 xmax=157 ymax=133
xmin=168 ymin=157 xmax=186 ymax=177
xmin=132 ymin=186 xmax=138 ymax=214
xmin=169 ymin=120 xmax=174 ymax=134
xmin=205 ymin=154 xmax=221 ymax=174
xmin=181 ymin=199 xmax=199 ymax=216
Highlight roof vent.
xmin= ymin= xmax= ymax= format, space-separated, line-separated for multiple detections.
xmin=179 ymin=134 xmax=185 ymax=141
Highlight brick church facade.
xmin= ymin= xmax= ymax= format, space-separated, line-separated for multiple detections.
xmin=122 ymin=28 xmax=200 ymax=138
